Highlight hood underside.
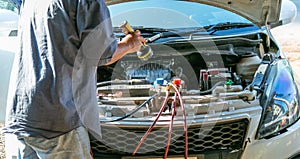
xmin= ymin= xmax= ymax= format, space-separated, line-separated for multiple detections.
xmin=105 ymin=0 xmax=282 ymax=27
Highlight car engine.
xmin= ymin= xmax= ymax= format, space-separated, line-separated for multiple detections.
xmin=96 ymin=38 xmax=261 ymax=118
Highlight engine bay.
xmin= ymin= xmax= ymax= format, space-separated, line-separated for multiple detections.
xmin=96 ymin=35 xmax=265 ymax=119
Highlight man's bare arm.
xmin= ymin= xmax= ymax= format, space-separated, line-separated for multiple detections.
xmin=105 ymin=30 xmax=145 ymax=65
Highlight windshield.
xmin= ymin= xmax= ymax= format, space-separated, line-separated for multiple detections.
xmin=108 ymin=0 xmax=253 ymax=29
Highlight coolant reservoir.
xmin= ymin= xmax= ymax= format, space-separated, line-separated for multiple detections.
xmin=236 ymin=55 xmax=261 ymax=82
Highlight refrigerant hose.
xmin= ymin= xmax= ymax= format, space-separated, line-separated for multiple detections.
xmin=132 ymin=91 xmax=170 ymax=155
xmin=133 ymin=82 xmax=188 ymax=159
xmin=100 ymin=93 xmax=157 ymax=122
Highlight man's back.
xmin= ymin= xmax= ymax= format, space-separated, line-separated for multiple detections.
xmin=4 ymin=0 xmax=116 ymax=139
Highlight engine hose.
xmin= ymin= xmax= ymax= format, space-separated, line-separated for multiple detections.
xmin=199 ymin=81 xmax=225 ymax=95
xmin=169 ymin=83 xmax=188 ymax=159
xmin=100 ymin=93 xmax=157 ymax=122
xmin=164 ymin=92 xmax=177 ymax=158
xmin=133 ymin=83 xmax=188 ymax=158
xmin=97 ymin=79 xmax=145 ymax=87
xmin=132 ymin=91 xmax=170 ymax=155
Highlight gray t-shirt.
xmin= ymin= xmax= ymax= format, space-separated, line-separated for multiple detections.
xmin=3 ymin=0 xmax=117 ymax=139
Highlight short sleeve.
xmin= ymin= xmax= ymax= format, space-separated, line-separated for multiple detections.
xmin=10 ymin=0 xmax=22 ymax=9
xmin=76 ymin=0 xmax=117 ymax=66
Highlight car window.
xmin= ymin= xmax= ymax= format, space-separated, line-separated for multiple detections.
xmin=0 ymin=0 xmax=18 ymax=37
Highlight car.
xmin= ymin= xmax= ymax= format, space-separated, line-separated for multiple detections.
xmin=91 ymin=0 xmax=300 ymax=159
xmin=1 ymin=0 xmax=299 ymax=159
xmin=0 ymin=4 xmax=18 ymax=122
xmin=0 ymin=2 xmax=18 ymax=158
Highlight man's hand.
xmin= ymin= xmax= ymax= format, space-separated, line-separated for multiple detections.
xmin=121 ymin=30 xmax=145 ymax=53
xmin=105 ymin=30 xmax=145 ymax=65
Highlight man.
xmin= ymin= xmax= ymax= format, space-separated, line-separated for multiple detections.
xmin=2 ymin=0 xmax=144 ymax=158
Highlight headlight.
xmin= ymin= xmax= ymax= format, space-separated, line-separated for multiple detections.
xmin=258 ymin=96 xmax=298 ymax=138
xmin=257 ymin=62 xmax=300 ymax=139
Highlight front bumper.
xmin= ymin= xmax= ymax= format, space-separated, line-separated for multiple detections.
xmin=91 ymin=100 xmax=262 ymax=159
xmin=91 ymin=98 xmax=300 ymax=159
xmin=242 ymin=114 xmax=300 ymax=159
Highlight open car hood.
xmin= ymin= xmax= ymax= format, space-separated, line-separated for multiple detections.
xmin=105 ymin=0 xmax=283 ymax=27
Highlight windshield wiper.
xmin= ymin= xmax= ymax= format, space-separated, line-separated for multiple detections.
xmin=114 ymin=26 xmax=172 ymax=34
xmin=114 ymin=26 xmax=178 ymax=42
xmin=142 ymin=23 xmax=254 ymax=43
xmin=146 ymin=31 xmax=183 ymax=43
xmin=206 ymin=22 xmax=255 ymax=35
xmin=114 ymin=26 xmax=207 ymax=43
xmin=114 ymin=23 xmax=254 ymax=43
xmin=132 ymin=27 xmax=180 ymax=43
xmin=145 ymin=27 xmax=207 ymax=43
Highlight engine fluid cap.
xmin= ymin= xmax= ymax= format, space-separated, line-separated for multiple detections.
xmin=156 ymin=78 xmax=164 ymax=85
xmin=224 ymin=79 xmax=233 ymax=89
xmin=225 ymin=79 xmax=233 ymax=86
xmin=203 ymin=72 xmax=209 ymax=81
xmin=173 ymin=78 xmax=181 ymax=85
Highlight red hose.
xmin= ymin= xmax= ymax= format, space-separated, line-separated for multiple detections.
xmin=132 ymin=83 xmax=188 ymax=159
xmin=132 ymin=92 xmax=170 ymax=155
xmin=164 ymin=93 xmax=177 ymax=158
xmin=169 ymin=83 xmax=188 ymax=159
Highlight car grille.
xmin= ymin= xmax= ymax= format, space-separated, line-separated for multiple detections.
xmin=90 ymin=119 xmax=249 ymax=157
